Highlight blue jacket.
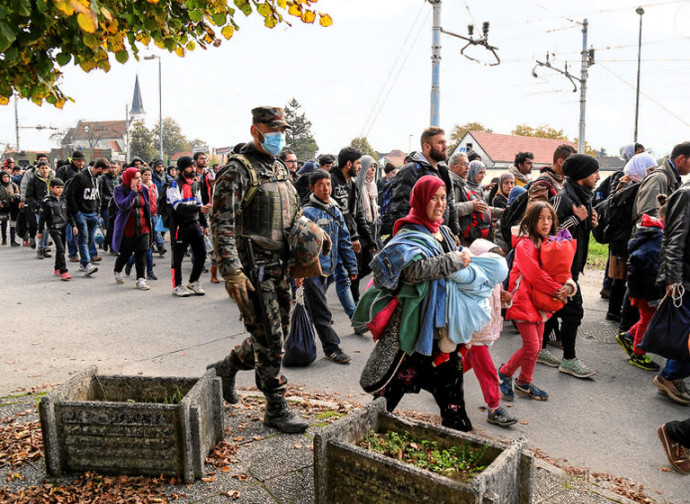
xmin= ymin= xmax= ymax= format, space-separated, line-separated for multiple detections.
xmin=627 ymin=217 xmax=664 ymax=301
xmin=302 ymin=194 xmax=358 ymax=277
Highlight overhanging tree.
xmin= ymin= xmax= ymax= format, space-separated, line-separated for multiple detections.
xmin=129 ymin=122 xmax=155 ymax=162
xmin=284 ymin=98 xmax=318 ymax=160
xmin=0 ymin=0 xmax=332 ymax=107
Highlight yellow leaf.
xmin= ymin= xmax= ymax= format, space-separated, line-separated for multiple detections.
xmin=0 ymin=96 xmax=9 ymax=106
xmin=108 ymin=34 xmax=124 ymax=52
xmin=318 ymin=13 xmax=332 ymax=27
xmin=301 ymin=9 xmax=315 ymax=23
xmin=99 ymin=6 xmax=113 ymax=21
xmin=264 ymin=15 xmax=277 ymax=28
xmin=288 ymin=4 xmax=301 ymax=16
xmin=154 ymin=39 xmax=166 ymax=49
xmin=257 ymin=3 xmax=271 ymax=17
xmin=77 ymin=12 xmax=98 ymax=33
xmin=277 ymin=0 xmax=287 ymax=7
xmin=146 ymin=0 xmax=160 ymax=3
xmin=54 ymin=0 xmax=74 ymax=16
xmin=221 ymin=25 xmax=234 ymax=39
xmin=175 ymin=46 xmax=185 ymax=57
xmin=186 ymin=40 xmax=196 ymax=51
xmin=70 ymin=0 xmax=91 ymax=16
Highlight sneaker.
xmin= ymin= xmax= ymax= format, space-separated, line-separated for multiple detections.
xmin=173 ymin=285 xmax=191 ymax=297
xmin=60 ymin=272 xmax=71 ymax=281
xmin=54 ymin=269 xmax=61 ymax=277
xmin=91 ymin=255 xmax=102 ymax=262
xmin=629 ymin=353 xmax=660 ymax=371
xmin=78 ymin=263 xmax=98 ymax=276
xmin=600 ymin=288 xmax=611 ymax=299
xmin=559 ymin=358 xmax=596 ymax=379
xmin=487 ymin=406 xmax=518 ymax=427
xmin=113 ymin=271 xmax=125 ymax=284
xmin=514 ymin=381 xmax=549 ymax=401
xmin=124 ymin=262 xmax=132 ymax=276
xmin=653 ymin=375 xmax=690 ymax=405
xmin=158 ymin=245 xmax=167 ymax=257
xmin=147 ymin=273 xmax=158 ymax=280
xmin=353 ymin=325 xmax=369 ymax=335
xmin=43 ymin=249 xmax=52 ymax=258
xmin=616 ymin=332 xmax=635 ymax=358
xmin=537 ymin=349 xmax=560 ymax=368
xmin=325 ymin=348 xmax=351 ymax=364
xmin=10 ymin=241 xmax=20 ymax=247
xmin=187 ymin=281 xmax=206 ymax=296
xmin=605 ymin=312 xmax=621 ymax=323
xmin=136 ymin=278 xmax=150 ymax=291
xmin=498 ymin=367 xmax=514 ymax=401
xmin=657 ymin=424 xmax=690 ymax=474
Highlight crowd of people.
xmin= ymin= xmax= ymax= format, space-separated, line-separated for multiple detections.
xmin=2 ymin=108 xmax=689 ymax=473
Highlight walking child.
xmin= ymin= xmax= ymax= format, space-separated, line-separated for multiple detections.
xmin=36 ymin=178 xmax=75 ymax=281
xmin=499 ymin=201 xmax=570 ymax=401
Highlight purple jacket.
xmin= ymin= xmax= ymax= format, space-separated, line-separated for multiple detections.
xmin=112 ymin=184 xmax=153 ymax=253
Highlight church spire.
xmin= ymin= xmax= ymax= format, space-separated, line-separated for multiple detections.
xmin=131 ymin=75 xmax=145 ymax=117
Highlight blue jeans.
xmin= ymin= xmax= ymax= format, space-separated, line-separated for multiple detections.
xmin=661 ymin=359 xmax=690 ymax=381
xmin=74 ymin=211 xmax=98 ymax=266
xmin=327 ymin=261 xmax=356 ymax=319
xmin=35 ymin=214 xmax=49 ymax=250
xmin=66 ymin=223 xmax=78 ymax=258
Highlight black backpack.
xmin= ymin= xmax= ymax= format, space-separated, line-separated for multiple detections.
xmin=379 ymin=162 xmax=423 ymax=235
xmin=156 ymin=180 xmax=174 ymax=228
xmin=592 ymin=182 xmax=640 ymax=248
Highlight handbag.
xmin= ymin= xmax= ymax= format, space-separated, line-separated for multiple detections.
xmin=360 ymin=307 xmax=405 ymax=393
xmin=283 ymin=289 xmax=317 ymax=367
xmin=639 ymin=285 xmax=690 ymax=361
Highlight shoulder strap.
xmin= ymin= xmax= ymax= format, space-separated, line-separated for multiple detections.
xmin=304 ymin=201 xmax=341 ymax=223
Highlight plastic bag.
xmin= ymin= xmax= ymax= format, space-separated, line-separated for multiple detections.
xmin=639 ymin=285 xmax=690 ymax=361
xmin=283 ymin=290 xmax=317 ymax=367
xmin=94 ymin=224 xmax=104 ymax=246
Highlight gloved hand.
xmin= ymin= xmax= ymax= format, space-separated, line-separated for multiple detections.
xmin=225 ymin=271 xmax=255 ymax=305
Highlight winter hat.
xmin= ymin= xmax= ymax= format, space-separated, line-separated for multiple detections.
xmin=508 ymin=186 xmax=526 ymax=205
xmin=562 ymin=154 xmax=599 ymax=181
xmin=50 ymin=178 xmax=64 ymax=188
xmin=384 ymin=162 xmax=396 ymax=174
xmin=122 ymin=167 xmax=139 ymax=186
xmin=151 ymin=158 xmax=165 ymax=169
xmin=177 ymin=156 xmax=194 ymax=170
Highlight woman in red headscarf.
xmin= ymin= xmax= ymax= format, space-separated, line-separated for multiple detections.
xmin=355 ymin=175 xmax=474 ymax=431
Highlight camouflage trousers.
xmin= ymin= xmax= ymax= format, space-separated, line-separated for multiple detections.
xmin=227 ymin=267 xmax=292 ymax=395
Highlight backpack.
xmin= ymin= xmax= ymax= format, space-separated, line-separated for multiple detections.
xmin=379 ymin=162 xmax=424 ymax=235
xmin=592 ymin=182 xmax=640 ymax=248
xmin=499 ymin=178 xmax=557 ymax=249
xmin=156 ymin=180 xmax=174 ymax=229
xmin=458 ymin=187 xmax=492 ymax=242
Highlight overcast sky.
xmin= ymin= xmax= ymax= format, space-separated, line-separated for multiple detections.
xmin=2 ymin=0 xmax=689 ymax=160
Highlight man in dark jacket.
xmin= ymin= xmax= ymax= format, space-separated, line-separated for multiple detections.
xmin=652 ymin=142 xmax=690 ymax=406
xmin=329 ymin=147 xmax=375 ymax=313
xmin=381 ymin=127 xmax=459 ymax=237
xmin=98 ymin=161 xmax=118 ymax=252
xmin=56 ymin=151 xmax=85 ymax=261
xmin=25 ymin=161 xmax=53 ymax=259
xmin=65 ymin=157 xmax=106 ymax=275
xmin=546 ymin=154 xmax=600 ymax=379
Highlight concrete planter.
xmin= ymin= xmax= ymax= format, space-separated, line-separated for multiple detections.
xmin=39 ymin=366 xmax=224 ymax=483
xmin=314 ymin=398 xmax=533 ymax=504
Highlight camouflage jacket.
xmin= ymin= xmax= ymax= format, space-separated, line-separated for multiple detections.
xmin=212 ymin=143 xmax=297 ymax=279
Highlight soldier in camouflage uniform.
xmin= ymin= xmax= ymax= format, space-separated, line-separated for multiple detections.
xmin=207 ymin=106 xmax=308 ymax=434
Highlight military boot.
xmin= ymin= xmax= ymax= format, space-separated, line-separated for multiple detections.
xmin=264 ymin=393 xmax=308 ymax=433
xmin=206 ymin=358 xmax=239 ymax=404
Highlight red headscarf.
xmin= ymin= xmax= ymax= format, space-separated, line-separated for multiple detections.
xmin=392 ymin=175 xmax=446 ymax=236
xmin=121 ymin=167 xmax=139 ymax=187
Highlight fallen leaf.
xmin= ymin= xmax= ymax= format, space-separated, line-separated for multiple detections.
xmin=519 ymin=420 xmax=529 ymax=425
xmin=661 ymin=466 xmax=672 ymax=472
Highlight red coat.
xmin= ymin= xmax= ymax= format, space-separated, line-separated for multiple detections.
xmin=506 ymin=236 xmax=563 ymax=323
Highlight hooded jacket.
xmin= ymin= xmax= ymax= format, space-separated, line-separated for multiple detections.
xmin=0 ymin=171 xmax=19 ymax=216
xmin=551 ymin=179 xmax=593 ymax=281
xmin=25 ymin=170 xmax=51 ymax=213
xmin=627 ymin=214 xmax=664 ymax=301
xmin=381 ymin=151 xmax=459 ymax=236
xmin=329 ymin=165 xmax=375 ymax=249
xmin=657 ymin=182 xmax=690 ymax=291
xmin=633 ymin=157 xmax=680 ymax=224
xmin=38 ymin=192 xmax=72 ymax=232
xmin=65 ymin=166 xmax=100 ymax=216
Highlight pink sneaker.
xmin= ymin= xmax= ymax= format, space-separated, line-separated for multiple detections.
xmin=60 ymin=272 xmax=72 ymax=281
xmin=54 ymin=269 xmax=61 ymax=276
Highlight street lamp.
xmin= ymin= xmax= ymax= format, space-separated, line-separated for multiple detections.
xmin=634 ymin=7 xmax=644 ymax=142
xmin=144 ymin=54 xmax=163 ymax=160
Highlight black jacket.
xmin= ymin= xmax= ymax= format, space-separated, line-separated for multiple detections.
xmin=65 ymin=167 xmax=100 ymax=217
xmin=380 ymin=151 xmax=459 ymax=236
xmin=627 ymin=220 xmax=664 ymax=301
xmin=38 ymin=193 xmax=72 ymax=232
xmin=98 ymin=173 xmax=118 ymax=214
xmin=329 ymin=166 xmax=375 ymax=249
xmin=657 ymin=182 xmax=690 ymax=290
xmin=55 ymin=162 xmax=79 ymax=183
xmin=551 ymin=179 xmax=593 ymax=281
xmin=25 ymin=173 xmax=50 ymax=213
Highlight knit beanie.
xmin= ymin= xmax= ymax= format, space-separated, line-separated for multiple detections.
xmin=177 ymin=156 xmax=194 ymax=170
xmin=562 ymin=154 xmax=599 ymax=181
xmin=122 ymin=167 xmax=139 ymax=187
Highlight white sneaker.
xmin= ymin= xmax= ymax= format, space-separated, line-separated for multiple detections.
xmin=79 ymin=263 xmax=98 ymax=276
xmin=113 ymin=271 xmax=125 ymax=284
xmin=173 ymin=285 xmax=191 ymax=297
xmin=187 ymin=281 xmax=206 ymax=296
xmin=136 ymin=278 xmax=150 ymax=291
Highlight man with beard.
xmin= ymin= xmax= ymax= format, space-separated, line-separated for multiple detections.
xmin=381 ymin=127 xmax=459 ymax=237
xmin=508 ymin=152 xmax=534 ymax=187
xmin=167 ymin=156 xmax=209 ymax=297
xmin=546 ymin=154 xmax=600 ymax=379
xmin=279 ymin=149 xmax=298 ymax=181
xmin=98 ymin=161 xmax=118 ymax=252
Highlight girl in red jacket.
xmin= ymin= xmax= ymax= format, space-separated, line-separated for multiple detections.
xmin=498 ymin=201 xmax=569 ymax=401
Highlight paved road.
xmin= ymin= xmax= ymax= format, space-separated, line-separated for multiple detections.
xmin=1 ymin=244 xmax=688 ymax=503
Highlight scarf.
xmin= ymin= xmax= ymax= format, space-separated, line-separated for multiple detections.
xmin=499 ymin=172 xmax=515 ymax=197
xmin=393 ymin=175 xmax=445 ymax=236
xmin=508 ymin=165 xmax=531 ymax=185
xmin=624 ymin=152 xmax=656 ymax=182
xmin=356 ymin=155 xmax=379 ymax=223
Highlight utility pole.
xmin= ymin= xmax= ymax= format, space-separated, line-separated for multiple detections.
xmin=634 ymin=7 xmax=644 ymax=142
xmin=430 ymin=0 xmax=442 ymax=127
xmin=14 ymin=96 xmax=19 ymax=151
xmin=532 ymin=19 xmax=594 ymax=154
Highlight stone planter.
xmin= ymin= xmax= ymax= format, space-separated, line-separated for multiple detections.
xmin=39 ymin=366 xmax=224 ymax=483
xmin=314 ymin=398 xmax=533 ymax=504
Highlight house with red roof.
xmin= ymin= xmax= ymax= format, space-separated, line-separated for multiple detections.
xmin=450 ymin=131 xmax=577 ymax=169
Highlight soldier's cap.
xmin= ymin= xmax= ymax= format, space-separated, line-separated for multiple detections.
xmin=251 ymin=107 xmax=291 ymax=129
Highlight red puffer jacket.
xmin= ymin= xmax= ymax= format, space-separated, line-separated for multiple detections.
xmin=506 ymin=236 xmax=563 ymax=323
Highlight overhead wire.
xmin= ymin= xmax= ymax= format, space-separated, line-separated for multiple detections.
xmin=359 ymin=2 xmax=427 ymax=139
